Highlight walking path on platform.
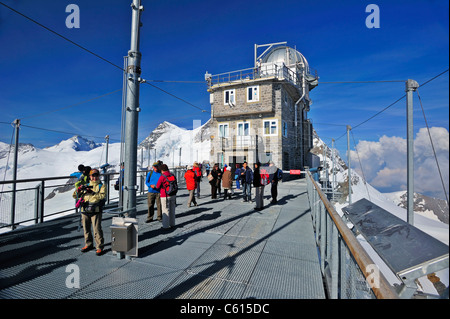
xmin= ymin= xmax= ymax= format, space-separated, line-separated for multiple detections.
xmin=0 ymin=177 xmax=326 ymax=299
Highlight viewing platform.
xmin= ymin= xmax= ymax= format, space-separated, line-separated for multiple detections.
xmin=0 ymin=178 xmax=326 ymax=299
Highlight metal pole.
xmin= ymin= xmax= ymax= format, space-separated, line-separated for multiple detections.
xmin=179 ymin=147 xmax=182 ymax=166
xmin=105 ymin=135 xmax=109 ymax=165
xmin=10 ymin=119 xmax=20 ymax=230
xmin=105 ymin=135 xmax=110 ymax=204
xmin=406 ymin=79 xmax=419 ymax=225
xmin=122 ymin=0 xmax=143 ymax=217
xmin=347 ymin=125 xmax=352 ymax=204
xmin=147 ymin=141 xmax=150 ymax=167
xmin=332 ymin=138 xmax=336 ymax=199
xmin=40 ymin=180 xmax=45 ymax=223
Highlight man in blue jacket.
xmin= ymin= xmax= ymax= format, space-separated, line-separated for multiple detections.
xmin=145 ymin=162 xmax=162 ymax=223
xmin=240 ymin=161 xmax=254 ymax=202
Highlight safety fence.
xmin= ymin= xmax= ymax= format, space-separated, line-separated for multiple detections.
xmin=305 ymin=170 xmax=399 ymax=299
xmin=0 ymin=168 xmax=187 ymax=231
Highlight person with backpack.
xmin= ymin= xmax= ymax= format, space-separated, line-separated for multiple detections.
xmin=72 ymin=169 xmax=106 ymax=256
xmin=253 ymin=162 xmax=264 ymax=210
xmin=70 ymin=164 xmax=85 ymax=180
xmin=184 ymin=165 xmax=198 ymax=207
xmin=75 ymin=165 xmax=91 ymax=188
xmin=71 ymin=164 xmax=86 ymax=219
xmin=156 ymin=164 xmax=178 ymax=230
xmin=240 ymin=161 xmax=253 ymax=202
xmin=145 ymin=162 xmax=162 ymax=223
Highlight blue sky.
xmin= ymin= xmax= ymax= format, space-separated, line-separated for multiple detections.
xmin=0 ymin=0 xmax=448 ymax=198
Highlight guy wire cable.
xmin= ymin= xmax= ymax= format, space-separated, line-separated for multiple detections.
xmin=416 ymin=90 xmax=449 ymax=204
xmin=350 ymin=130 xmax=371 ymax=201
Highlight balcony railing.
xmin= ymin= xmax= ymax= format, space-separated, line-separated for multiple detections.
xmin=209 ymin=62 xmax=306 ymax=88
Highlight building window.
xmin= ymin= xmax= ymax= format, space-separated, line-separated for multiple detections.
xmin=237 ymin=122 xmax=250 ymax=136
xmin=247 ymin=85 xmax=259 ymax=102
xmin=237 ymin=121 xmax=251 ymax=147
xmin=224 ymin=89 xmax=235 ymax=105
xmin=263 ymin=120 xmax=278 ymax=136
xmin=282 ymin=121 xmax=288 ymax=137
xmin=218 ymin=123 xmax=229 ymax=138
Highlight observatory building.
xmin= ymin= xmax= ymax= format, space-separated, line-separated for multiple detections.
xmin=205 ymin=42 xmax=318 ymax=170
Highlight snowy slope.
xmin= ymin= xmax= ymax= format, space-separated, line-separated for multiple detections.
xmin=384 ymin=191 xmax=449 ymax=224
xmin=138 ymin=120 xmax=211 ymax=168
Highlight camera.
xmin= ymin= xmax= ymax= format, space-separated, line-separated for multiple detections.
xmin=79 ymin=185 xmax=93 ymax=192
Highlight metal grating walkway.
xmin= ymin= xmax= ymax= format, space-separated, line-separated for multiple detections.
xmin=0 ymin=178 xmax=325 ymax=299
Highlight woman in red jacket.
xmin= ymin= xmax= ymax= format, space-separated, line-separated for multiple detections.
xmin=184 ymin=165 xmax=198 ymax=207
xmin=193 ymin=162 xmax=202 ymax=198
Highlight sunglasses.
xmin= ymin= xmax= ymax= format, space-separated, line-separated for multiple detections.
xmin=90 ymin=173 xmax=99 ymax=177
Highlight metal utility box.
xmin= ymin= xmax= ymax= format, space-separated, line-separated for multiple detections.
xmin=111 ymin=223 xmax=132 ymax=252
xmin=110 ymin=216 xmax=138 ymax=258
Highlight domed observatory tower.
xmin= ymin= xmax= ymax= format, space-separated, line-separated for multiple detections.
xmin=206 ymin=42 xmax=318 ymax=170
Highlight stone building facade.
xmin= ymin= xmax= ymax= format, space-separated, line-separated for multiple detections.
xmin=206 ymin=44 xmax=318 ymax=170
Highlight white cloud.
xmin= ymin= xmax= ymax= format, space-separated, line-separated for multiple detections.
xmin=351 ymin=127 xmax=449 ymax=199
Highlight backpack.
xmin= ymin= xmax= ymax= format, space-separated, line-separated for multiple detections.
xmin=260 ymin=168 xmax=270 ymax=186
xmin=277 ymin=168 xmax=283 ymax=180
xmin=163 ymin=174 xmax=178 ymax=196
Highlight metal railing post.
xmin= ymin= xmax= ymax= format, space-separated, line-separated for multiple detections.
xmin=340 ymin=241 xmax=348 ymax=298
xmin=39 ymin=180 xmax=45 ymax=223
xmin=105 ymin=174 xmax=110 ymax=205
xmin=34 ymin=184 xmax=40 ymax=224
xmin=320 ymin=201 xmax=326 ymax=273
xmin=331 ymin=223 xmax=340 ymax=298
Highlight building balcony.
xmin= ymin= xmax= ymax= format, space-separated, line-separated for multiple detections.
xmin=206 ymin=62 xmax=318 ymax=91
xmin=217 ymin=135 xmax=256 ymax=150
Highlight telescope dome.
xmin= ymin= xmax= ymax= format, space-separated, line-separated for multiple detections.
xmin=261 ymin=46 xmax=309 ymax=70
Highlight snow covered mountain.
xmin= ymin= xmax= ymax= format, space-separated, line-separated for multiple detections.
xmin=44 ymin=135 xmax=102 ymax=152
xmin=384 ymin=191 xmax=449 ymax=224
xmin=0 ymin=142 xmax=35 ymax=159
xmin=137 ymin=119 xmax=211 ymax=168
